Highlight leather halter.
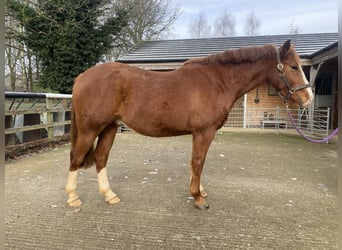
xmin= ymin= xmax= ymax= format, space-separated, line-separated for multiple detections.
xmin=276 ymin=48 xmax=310 ymax=105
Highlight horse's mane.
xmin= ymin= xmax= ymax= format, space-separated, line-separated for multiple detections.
xmin=184 ymin=44 xmax=277 ymax=65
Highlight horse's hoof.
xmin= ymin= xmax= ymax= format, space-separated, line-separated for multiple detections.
xmin=68 ymin=198 xmax=82 ymax=207
xmin=107 ymin=195 xmax=121 ymax=204
xmin=195 ymin=203 xmax=210 ymax=210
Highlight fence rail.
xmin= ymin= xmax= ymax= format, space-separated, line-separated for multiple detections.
xmin=5 ymin=92 xmax=72 ymax=146
xmin=5 ymin=92 xmax=333 ymax=147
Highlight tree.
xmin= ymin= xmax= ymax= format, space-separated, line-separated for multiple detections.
xmin=5 ymin=13 xmax=21 ymax=91
xmin=7 ymin=0 xmax=128 ymax=93
xmin=287 ymin=20 xmax=301 ymax=34
xmin=5 ymin=10 xmax=36 ymax=92
xmin=189 ymin=11 xmax=212 ymax=38
xmin=110 ymin=0 xmax=181 ymax=60
xmin=213 ymin=10 xmax=235 ymax=37
xmin=244 ymin=11 xmax=261 ymax=36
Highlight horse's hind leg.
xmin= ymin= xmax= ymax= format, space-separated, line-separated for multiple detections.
xmin=95 ymin=123 xmax=120 ymax=204
xmin=66 ymin=170 xmax=82 ymax=207
xmin=66 ymin=133 xmax=96 ymax=207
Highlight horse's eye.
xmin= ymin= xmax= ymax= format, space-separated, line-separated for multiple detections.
xmin=291 ymin=65 xmax=299 ymax=70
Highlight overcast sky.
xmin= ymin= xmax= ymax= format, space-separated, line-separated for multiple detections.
xmin=170 ymin=0 xmax=338 ymax=38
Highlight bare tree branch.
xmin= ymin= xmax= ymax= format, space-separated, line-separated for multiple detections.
xmin=188 ymin=11 xmax=212 ymax=38
xmin=287 ymin=20 xmax=301 ymax=34
xmin=213 ymin=10 xmax=235 ymax=37
xmin=244 ymin=11 xmax=261 ymax=36
xmin=110 ymin=0 xmax=181 ymax=59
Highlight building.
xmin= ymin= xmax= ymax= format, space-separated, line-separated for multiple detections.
xmin=118 ymin=33 xmax=338 ymax=129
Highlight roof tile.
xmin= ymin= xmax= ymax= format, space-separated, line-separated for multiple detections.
xmin=118 ymin=33 xmax=338 ymax=63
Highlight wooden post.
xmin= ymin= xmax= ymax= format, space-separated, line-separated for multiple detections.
xmin=46 ymin=97 xmax=54 ymax=139
xmin=5 ymin=115 xmax=16 ymax=146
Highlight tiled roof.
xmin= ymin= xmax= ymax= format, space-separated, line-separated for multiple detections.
xmin=118 ymin=33 xmax=338 ymax=63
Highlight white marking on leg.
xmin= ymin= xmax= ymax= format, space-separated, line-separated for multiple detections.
xmin=97 ymin=167 xmax=120 ymax=204
xmin=66 ymin=170 xmax=82 ymax=206
xmin=190 ymin=175 xmax=208 ymax=198
xmin=199 ymin=182 xmax=204 ymax=193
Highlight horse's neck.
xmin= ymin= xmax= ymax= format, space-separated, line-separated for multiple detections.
xmin=221 ymin=59 xmax=272 ymax=99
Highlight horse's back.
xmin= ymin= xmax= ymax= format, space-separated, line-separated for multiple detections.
xmin=73 ymin=62 xmax=132 ymax=89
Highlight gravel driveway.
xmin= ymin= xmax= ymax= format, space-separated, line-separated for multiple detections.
xmin=5 ymin=130 xmax=338 ymax=249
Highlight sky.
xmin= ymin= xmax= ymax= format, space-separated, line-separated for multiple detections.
xmin=169 ymin=0 xmax=338 ymax=39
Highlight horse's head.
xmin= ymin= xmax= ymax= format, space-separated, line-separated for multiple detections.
xmin=270 ymin=40 xmax=313 ymax=108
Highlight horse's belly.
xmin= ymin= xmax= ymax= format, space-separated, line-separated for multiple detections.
xmin=122 ymin=117 xmax=191 ymax=137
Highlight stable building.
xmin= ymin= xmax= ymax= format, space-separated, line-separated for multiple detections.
xmin=117 ymin=33 xmax=338 ymax=129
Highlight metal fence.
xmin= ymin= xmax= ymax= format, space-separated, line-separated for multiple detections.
xmin=224 ymin=106 xmax=331 ymax=140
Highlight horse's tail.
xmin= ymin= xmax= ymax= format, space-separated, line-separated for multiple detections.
xmin=70 ymin=104 xmax=95 ymax=169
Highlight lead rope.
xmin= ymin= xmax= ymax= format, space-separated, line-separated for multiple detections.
xmin=286 ymin=105 xmax=339 ymax=143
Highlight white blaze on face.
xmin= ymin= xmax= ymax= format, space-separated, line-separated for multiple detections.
xmin=299 ymin=64 xmax=314 ymax=107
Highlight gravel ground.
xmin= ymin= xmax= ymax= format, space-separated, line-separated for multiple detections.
xmin=5 ymin=130 xmax=338 ymax=249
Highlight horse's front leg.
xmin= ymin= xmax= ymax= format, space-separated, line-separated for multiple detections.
xmin=190 ymin=129 xmax=216 ymax=210
xmin=189 ymin=176 xmax=208 ymax=198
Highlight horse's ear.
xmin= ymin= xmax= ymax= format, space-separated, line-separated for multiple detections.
xmin=280 ymin=39 xmax=291 ymax=59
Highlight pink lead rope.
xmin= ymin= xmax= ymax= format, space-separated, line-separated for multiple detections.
xmin=287 ymin=108 xmax=339 ymax=143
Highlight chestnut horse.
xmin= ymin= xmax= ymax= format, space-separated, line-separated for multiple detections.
xmin=66 ymin=40 xmax=313 ymax=210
